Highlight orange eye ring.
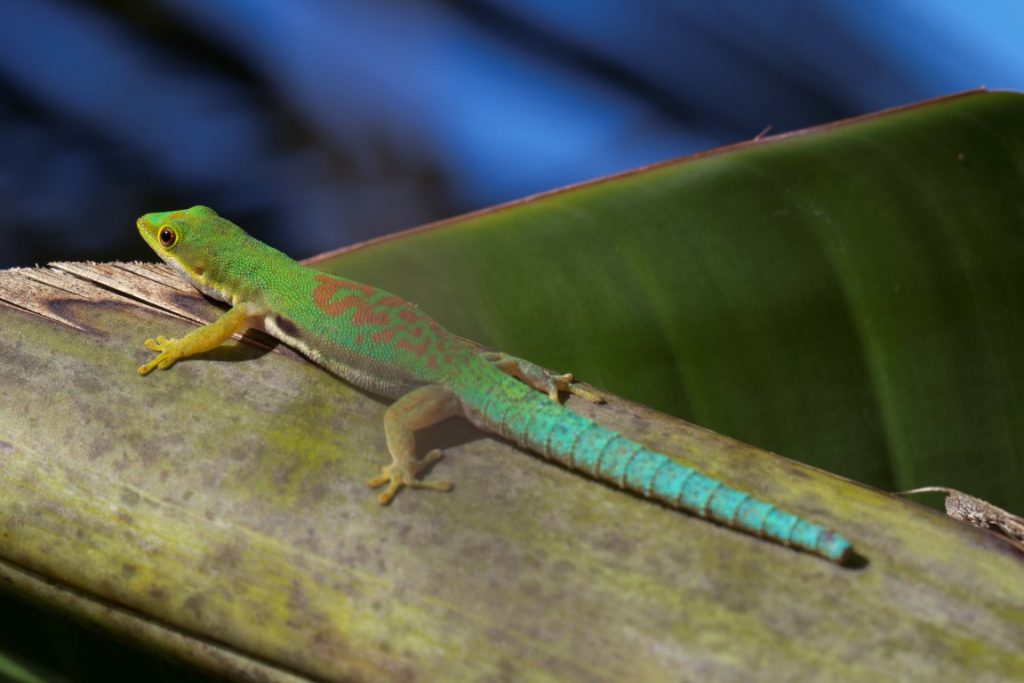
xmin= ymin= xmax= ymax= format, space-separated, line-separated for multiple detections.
xmin=159 ymin=226 xmax=177 ymax=248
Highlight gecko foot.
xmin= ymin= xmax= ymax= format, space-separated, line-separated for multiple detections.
xmin=482 ymin=352 xmax=605 ymax=404
xmin=367 ymin=448 xmax=453 ymax=505
xmin=540 ymin=371 xmax=605 ymax=404
xmin=138 ymin=336 xmax=184 ymax=375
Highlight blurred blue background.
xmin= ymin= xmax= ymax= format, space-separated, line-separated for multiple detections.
xmin=0 ymin=1 xmax=1022 ymax=268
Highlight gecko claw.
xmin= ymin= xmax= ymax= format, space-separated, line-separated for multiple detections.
xmin=368 ymin=448 xmax=453 ymax=505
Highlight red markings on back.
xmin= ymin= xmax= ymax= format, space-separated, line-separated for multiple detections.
xmin=370 ymin=328 xmax=398 ymax=344
xmin=313 ymin=275 xmax=389 ymax=325
xmin=397 ymin=338 xmax=430 ymax=356
xmin=313 ymin=276 xmax=375 ymax=312
xmin=311 ymin=273 xmax=460 ymax=370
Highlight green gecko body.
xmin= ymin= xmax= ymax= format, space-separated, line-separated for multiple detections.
xmin=137 ymin=206 xmax=852 ymax=563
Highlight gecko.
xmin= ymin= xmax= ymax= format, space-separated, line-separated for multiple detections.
xmin=136 ymin=206 xmax=853 ymax=563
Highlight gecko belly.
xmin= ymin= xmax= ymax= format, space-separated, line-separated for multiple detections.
xmin=263 ymin=313 xmax=424 ymax=399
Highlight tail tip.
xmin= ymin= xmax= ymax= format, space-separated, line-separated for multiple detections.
xmin=819 ymin=531 xmax=854 ymax=564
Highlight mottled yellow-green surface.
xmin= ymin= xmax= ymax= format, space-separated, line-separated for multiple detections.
xmin=0 ymin=291 xmax=1021 ymax=682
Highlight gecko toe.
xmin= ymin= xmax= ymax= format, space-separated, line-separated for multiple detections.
xmin=368 ymin=452 xmax=453 ymax=505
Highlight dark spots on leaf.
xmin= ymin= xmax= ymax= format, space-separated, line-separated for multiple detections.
xmin=518 ymin=577 xmax=543 ymax=597
xmin=183 ymin=593 xmax=205 ymax=617
xmin=213 ymin=542 xmax=243 ymax=570
xmin=89 ymin=445 xmax=113 ymax=464
xmin=306 ymin=476 xmax=330 ymax=503
xmin=120 ymin=488 xmax=140 ymax=507
xmin=288 ymin=579 xmax=310 ymax=615
xmin=0 ymin=441 xmax=13 ymax=453
xmin=121 ymin=562 xmax=137 ymax=577
xmin=595 ymin=529 xmax=635 ymax=556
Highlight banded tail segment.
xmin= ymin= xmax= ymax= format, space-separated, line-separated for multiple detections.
xmin=476 ymin=383 xmax=852 ymax=563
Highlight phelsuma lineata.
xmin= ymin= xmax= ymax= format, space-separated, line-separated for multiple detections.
xmin=136 ymin=206 xmax=853 ymax=563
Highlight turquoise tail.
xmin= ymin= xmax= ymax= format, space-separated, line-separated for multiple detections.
xmin=470 ymin=382 xmax=852 ymax=563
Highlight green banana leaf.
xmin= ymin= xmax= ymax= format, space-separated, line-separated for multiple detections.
xmin=0 ymin=90 xmax=1022 ymax=681
xmin=313 ymin=89 xmax=1024 ymax=514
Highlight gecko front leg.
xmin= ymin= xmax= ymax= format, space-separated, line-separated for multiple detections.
xmin=368 ymin=384 xmax=461 ymax=504
xmin=138 ymin=304 xmax=260 ymax=375
xmin=481 ymin=351 xmax=604 ymax=403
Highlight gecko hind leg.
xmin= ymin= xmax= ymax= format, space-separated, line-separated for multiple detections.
xmin=368 ymin=384 xmax=461 ymax=505
xmin=481 ymin=351 xmax=604 ymax=404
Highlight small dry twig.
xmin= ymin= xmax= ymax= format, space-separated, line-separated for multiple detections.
xmin=902 ymin=486 xmax=1024 ymax=553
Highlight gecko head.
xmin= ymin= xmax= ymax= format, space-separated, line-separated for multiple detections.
xmin=136 ymin=205 xmax=241 ymax=301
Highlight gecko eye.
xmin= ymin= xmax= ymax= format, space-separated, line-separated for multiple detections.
xmin=158 ymin=226 xmax=178 ymax=248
